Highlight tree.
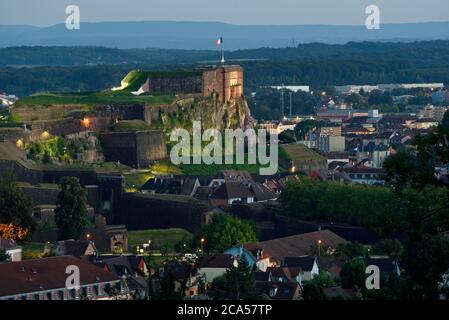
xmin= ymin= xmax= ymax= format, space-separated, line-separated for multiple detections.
xmin=42 ymin=150 xmax=51 ymax=164
xmin=199 ymin=214 xmax=257 ymax=253
xmin=383 ymin=149 xmax=432 ymax=193
xmin=340 ymin=258 xmax=366 ymax=289
xmin=0 ymin=223 xmax=29 ymax=241
xmin=0 ymin=249 xmax=10 ymax=262
xmin=209 ymin=256 xmax=260 ymax=300
xmin=336 ymin=242 xmax=367 ymax=259
xmin=0 ymin=171 xmax=34 ymax=231
xmin=280 ymin=178 xmax=402 ymax=232
xmin=372 ymin=239 xmax=403 ymax=258
xmin=159 ymin=273 xmax=183 ymax=300
xmin=368 ymin=90 xmax=393 ymax=106
xmin=380 ymin=112 xmax=449 ymax=299
xmin=54 ymin=177 xmax=89 ymax=240
xmin=294 ymin=119 xmax=321 ymax=140
xmin=302 ymin=282 xmax=326 ymax=300
xmin=302 ymin=272 xmax=338 ymax=300
xmin=278 ymin=129 xmax=296 ymax=144
xmin=344 ymin=93 xmax=361 ymax=106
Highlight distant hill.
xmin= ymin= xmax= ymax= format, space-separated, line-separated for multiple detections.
xmin=0 ymin=21 xmax=449 ymax=50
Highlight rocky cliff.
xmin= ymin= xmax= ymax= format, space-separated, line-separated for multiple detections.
xmin=145 ymin=94 xmax=254 ymax=133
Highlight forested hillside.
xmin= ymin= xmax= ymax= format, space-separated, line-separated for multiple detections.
xmin=1 ymin=41 xmax=449 ymax=96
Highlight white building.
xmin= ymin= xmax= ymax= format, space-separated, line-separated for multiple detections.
xmin=0 ymin=238 xmax=22 ymax=262
xmin=268 ymin=85 xmax=310 ymax=93
xmin=317 ymin=135 xmax=345 ymax=153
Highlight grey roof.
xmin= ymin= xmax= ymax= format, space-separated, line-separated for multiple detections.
xmin=214 ymin=170 xmax=254 ymax=183
xmin=255 ymin=281 xmax=300 ymax=300
xmin=249 ymin=182 xmax=278 ymax=202
xmin=141 ymin=177 xmax=198 ymax=196
xmin=57 ymin=240 xmax=95 ymax=257
xmin=95 ymin=255 xmax=145 ymax=276
xmin=365 ymin=257 xmax=399 ymax=273
xmin=281 ymin=256 xmax=316 ymax=271
xmin=210 ymin=181 xmax=254 ymax=200
xmin=0 ymin=238 xmax=21 ymax=251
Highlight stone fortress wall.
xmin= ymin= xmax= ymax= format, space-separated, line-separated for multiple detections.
xmin=140 ymin=74 xmax=202 ymax=94
xmin=99 ymin=130 xmax=167 ymax=168
xmin=140 ymin=65 xmax=244 ymax=104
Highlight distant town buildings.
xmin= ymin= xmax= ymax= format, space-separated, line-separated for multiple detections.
xmin=0 ymin=93 xmax=18 ymax=107
xmin=335 ymin=83 xmax=444 ymax=94
xmin=268 ymin=85 xmax=310 ymax=93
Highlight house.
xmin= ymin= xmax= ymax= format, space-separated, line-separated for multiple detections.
xmin=365 ymin=256 xmax=401 ymax=277
xmin=210 ymin=181 xmax=254 ymax=207
xmin=141 ymin=176 xmax=200 ymax=197
xmin=281 ymin=256 xmax=319 ymax=283
xmin=273 ymin=174 xmax=300 ymax=192
xmin=260 ymin=267 xmax=292 ymax=282
xmin=317 ymin=256 xmax=348 ymax=278
xmin=408 ymin=117 xmax=439 ymax=129
xmin=0 ymin=238 xmax=22 ymax=262
xmin=95 ymin=254 xmax=149 ymax=277
xmin=197 ymin=254 xmax=239 ymax=284
xmin=338 ymin=167 xmax=386 ymax=185
xmin=209 ymin=170 xmax=254 ymax=188
xmin=154 ymin=260 xmax=199 ymax=297
xmin=224 ymin=243 xmax=272 ymax=271
xmin=94 ymin=254 xmax=149 ymax=299
xmin=229 ymin=230 xmax=347 ymax=266
xmin=254 ymin=281 xmax=301 ymax=300
xmin=0 ymin=256 xmax=125 ymax=300
xmin=249 ymin=182 xmax=278 ymax=202
xmin=53 ymin=240 xmax=98 ymax=258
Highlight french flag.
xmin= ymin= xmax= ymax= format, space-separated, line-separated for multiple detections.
xmin=216 ymin=37 xmax=223 ymax=46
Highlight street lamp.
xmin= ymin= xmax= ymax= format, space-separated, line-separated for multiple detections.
xmin=200 ymin=238 xmax=205 ymax=254
xmin=82 ymin=118 xmax=90 ymax=137
xmin=318 ymin=240 xmax=322 ymax=257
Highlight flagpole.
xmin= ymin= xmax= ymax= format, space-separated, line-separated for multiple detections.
xmin=221 ymin=47 xmax=225 ymax=65
xmin=220 ymin=37 xmax=225 ymax=65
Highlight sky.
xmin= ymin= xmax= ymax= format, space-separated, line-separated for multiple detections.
xmin=1 ymin=0 xmax=449 ymax=27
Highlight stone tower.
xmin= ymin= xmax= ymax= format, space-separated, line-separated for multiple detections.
xmin=202 ymin=65 xmax=244 ymax=104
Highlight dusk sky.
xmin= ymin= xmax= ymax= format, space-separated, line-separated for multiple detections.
xmin=1 ymin=0 xmax=449 ymax=26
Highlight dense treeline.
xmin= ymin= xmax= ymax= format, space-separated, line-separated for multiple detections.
xmin=248 ymin=87 xmax=317 ymax=119
xmin=0 ymin=46 xmax=215 ymax=67
xmin=280 ymin=178 xmax=402 ymax=234
xmin=2 ymin=41 xmax=449 ymax=67
xmin=0 ymin=65 xmax=131 ymax=96
xmin=1 ymin=41 xmax=449 ymax=96
xmin=242 ymin=59 xmax=449 ymax=91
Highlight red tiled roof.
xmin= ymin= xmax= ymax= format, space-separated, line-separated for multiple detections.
xmin=0 ymin=256 xmax=119 ymax=298
xmin=251 ymin=230 xmax=347 ymax=263
xmin=243 ymin=243 xmax=271 ymax=260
